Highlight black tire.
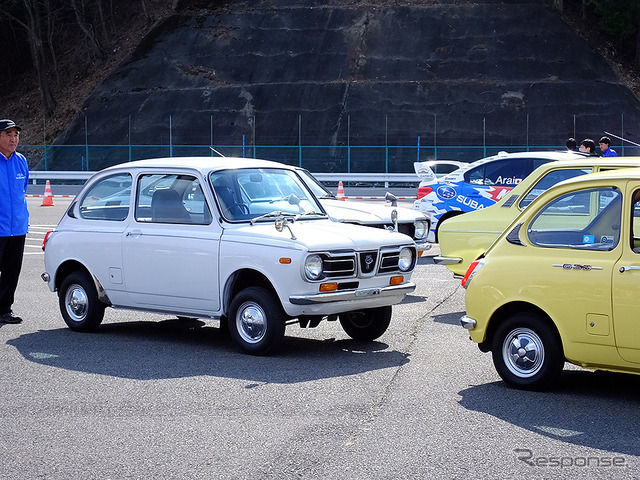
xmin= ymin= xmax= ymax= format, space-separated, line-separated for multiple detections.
xmin=491 ymin=312 xmax=564 ymax=391
xmin=227 ymin=286 xmax=286 ymax=355
xmin=58 ymin=271 xmax=106 ymax=332
xmin=339 ymin=306 xmax=392 ymax=341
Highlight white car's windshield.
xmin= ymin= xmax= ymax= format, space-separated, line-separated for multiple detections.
xmin=210 ymin=168 xmax=325 ymax=221
xmin=296 ymin=169 xmax=334 ymax=199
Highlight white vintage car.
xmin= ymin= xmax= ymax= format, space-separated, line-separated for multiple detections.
xmin=41 ymin=157 xmax=418 ymax=355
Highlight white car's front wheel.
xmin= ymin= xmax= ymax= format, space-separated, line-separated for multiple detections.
xmin=228 ymin=286 xmax=286 ymax=355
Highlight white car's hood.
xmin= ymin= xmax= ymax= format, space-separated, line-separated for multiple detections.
xmin=321 ymin=199 xmax=424 ymax=224
xmin=225 ymin=218 xmax=414 ymax=251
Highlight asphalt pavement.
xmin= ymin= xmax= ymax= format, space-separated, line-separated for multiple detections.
xmin=1 ymin=197 xmax=638 ymax=479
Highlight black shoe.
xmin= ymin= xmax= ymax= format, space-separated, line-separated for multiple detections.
xmin=0 ymin=312 xmax=22 ymax=324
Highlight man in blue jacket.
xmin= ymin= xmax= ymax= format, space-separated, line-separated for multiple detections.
xmin=599 ymin=136 xmax=618 ymax=157
xmin=0 ymin=119 xmax=29 ymax=324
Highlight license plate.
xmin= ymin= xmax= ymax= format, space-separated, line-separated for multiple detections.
xmin=355 ymin=288 xmax=380 ymax=297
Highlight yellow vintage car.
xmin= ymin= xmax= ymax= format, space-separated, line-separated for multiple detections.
xmin=460 ymin=168 xmax=640 ymax=390
xmin=437 ymin=157 xmax=640 ymax=277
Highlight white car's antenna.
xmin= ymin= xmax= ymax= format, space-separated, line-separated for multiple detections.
xmin=604 ymin=131 xmax=640 ymax=147
xmin=210 ymin=147 xmax=226 ymax=157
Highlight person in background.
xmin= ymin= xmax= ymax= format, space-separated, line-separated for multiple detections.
xmin=0 ymin=119 xmax=29 ymax=324
xmin=599 ymin=136 xmax=618 ymax=157
xmin=565 ymin=137 xmax=577 ymax=151
xmin=579 ymin=138 xmax=598 ymax=156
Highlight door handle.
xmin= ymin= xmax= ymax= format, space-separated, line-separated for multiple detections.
xmin=126 ymin=230 xmax=142 ymax=237
xmin=619 ymin=266 xmax=640 ymax=273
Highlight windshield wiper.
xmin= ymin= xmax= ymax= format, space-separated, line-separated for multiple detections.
xmin=250 ymin=210 xmax=325 ymax=225
xmin=250 ymin=210 xmax=292 ymax=225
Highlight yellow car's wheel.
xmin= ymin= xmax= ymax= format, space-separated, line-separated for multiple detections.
xmin=491 ymin=312 xmax=564 ymax=391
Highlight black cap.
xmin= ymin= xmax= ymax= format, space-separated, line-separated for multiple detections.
xmin=0 ymin=119 xmax=21 ymax=132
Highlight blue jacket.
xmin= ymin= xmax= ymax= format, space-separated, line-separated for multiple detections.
xmin=0 ymin=152 xmax=29 ymax=236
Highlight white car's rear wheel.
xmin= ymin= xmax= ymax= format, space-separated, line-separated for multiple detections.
xmin=58 ymin=271 xmax=105 ymax=332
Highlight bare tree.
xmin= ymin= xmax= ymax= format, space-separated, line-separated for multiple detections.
xmin=0 ymin=0 xmax=57 ymax=115
xmin=69 ymin=0 xmax=103 ymax=59
xmin=553 ymin=0 xmax=564 ymax=14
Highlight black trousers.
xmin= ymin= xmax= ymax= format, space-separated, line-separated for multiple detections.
xmin=0 ymin=235 xmax=26 ymax=314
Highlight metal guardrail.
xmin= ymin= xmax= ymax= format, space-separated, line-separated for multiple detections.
xmin=29 ymin=171 xmax=419 ymax=184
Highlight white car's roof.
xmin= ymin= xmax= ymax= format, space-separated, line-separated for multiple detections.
xmin=439 ymin=150 xmax=586 ymax=182
xmin=102 ymin=156 xmax=286 ymax=173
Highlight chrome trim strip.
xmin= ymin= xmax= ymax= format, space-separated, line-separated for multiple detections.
xmin=289 ymin=282 xmax=416 ymax=305
xmin=440 ymin=229 xmax=502 ymax=234
xmin=433 ymin=256 xmax=462 ymax=265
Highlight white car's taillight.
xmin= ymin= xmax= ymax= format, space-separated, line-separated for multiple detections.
xmin=461 ymin=259 xmax=484 ymax=288
xmin=42 ymin=230 xmax=53 ymax=251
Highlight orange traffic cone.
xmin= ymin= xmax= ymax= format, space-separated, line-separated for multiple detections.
xmin=41 ymin=180 xmax=54 ymax=206
xmin=336 ymin=180 xmax=346 ymax=201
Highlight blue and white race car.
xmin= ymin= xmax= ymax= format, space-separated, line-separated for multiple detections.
xmin=412 ymin=151 xmax=585 ymax=242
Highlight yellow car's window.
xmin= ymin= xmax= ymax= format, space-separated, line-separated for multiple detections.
xmin=519 ymin=168 xmax=592 ymax=209
xmin=632 ymin=190 xmax=640 ymax=253
xmin=527 ymin=187 xmax=621 ymax=251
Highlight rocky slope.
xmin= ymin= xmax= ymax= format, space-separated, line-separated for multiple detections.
xmin=16 ymin=0 xmax=640 ymax=170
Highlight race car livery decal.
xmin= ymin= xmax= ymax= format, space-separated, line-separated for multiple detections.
xmin=414 ymin=180 xmax=515 ymax=236
xmin=436 ymin=185 xmax=457 ymax=200
xmin=476 ymin=185 xmax=514 ymax=202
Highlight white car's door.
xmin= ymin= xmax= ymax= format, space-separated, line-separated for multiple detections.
xmin=122 ymin=173 xmax=221 ymax=313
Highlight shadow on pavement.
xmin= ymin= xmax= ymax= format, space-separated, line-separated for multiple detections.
xmin=7 ymin=317 xmax=409 ymax=383
xmin=458 ymin=370 xmax=640 ymax=456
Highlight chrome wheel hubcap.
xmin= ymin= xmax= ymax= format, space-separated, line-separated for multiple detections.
xmin=65 ymin=285 xmax=88 ymax=322
xmin=236 ymin=303 xmax=267 ymax=344
xmin=502 ymin=327 xmax=544 ymax=378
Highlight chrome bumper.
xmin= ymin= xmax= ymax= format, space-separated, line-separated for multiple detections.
xmin=460 ymin=315 xmax=477 ymax=330
xmin=289 ymin=282 xmax=416 ymax=305
xmin=433 ymin=256 xmax=462 ymax=265
xmin=415 ymin=240 xmax=432 ymax=252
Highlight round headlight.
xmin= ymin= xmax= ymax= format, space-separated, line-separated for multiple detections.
xmin=414 ymin=220 xmax=428 ymax=239
xmin=398 ymin=247 xmax=414 ymax=272
xmin=304 ymin=254 xmax=324 ymax=280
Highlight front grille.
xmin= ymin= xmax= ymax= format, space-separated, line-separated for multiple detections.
xmin=322 ymin=253 xmax=356 ymax=278
xmin=311 ymin=246 xmax=415 ymax=280
xmin=366 ymin=222 xmax=416 ymax=239
xmin=397 ymin=223 xmax=415 ymax=238
xmin=359 ymin=251 xmax=378 ymax=275
xmin=379 ymin=251 xmax=401 ymax=273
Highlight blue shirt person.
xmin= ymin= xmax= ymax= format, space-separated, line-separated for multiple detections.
xmin=0 ymin=119 xmax=29 ymax=324
xmin=599 ymin=136 xmax=618 ymax=157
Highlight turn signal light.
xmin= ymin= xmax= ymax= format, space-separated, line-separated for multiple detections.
xmin=389 ymin=276 xmax=404 ymax=285
xmin=320 ymin=283 xmax=338 ymax=292
xmin=279 ymin=258 xmax=292 ymax=264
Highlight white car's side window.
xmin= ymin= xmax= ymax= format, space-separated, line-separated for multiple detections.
xmin=527 ymin=187 xmax=622 ymax=251
xmin=79 ymin=173 xmax=132 ymax=221
xmin=135 ymin=174 xmax=211 ymax=225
